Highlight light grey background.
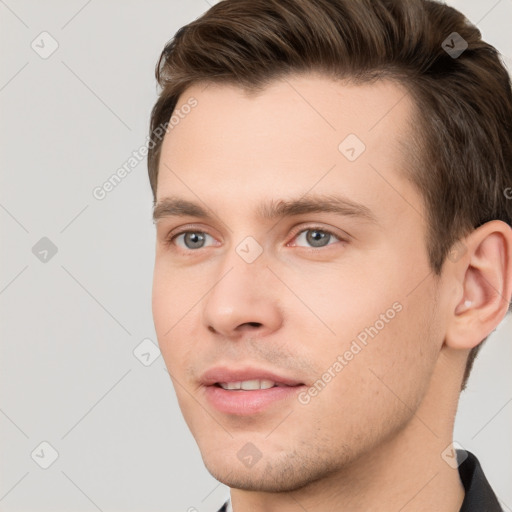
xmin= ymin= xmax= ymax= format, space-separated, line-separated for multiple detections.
xmin=1 ymin=1 xmax=511 ymax=511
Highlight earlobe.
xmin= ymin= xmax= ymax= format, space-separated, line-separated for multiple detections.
xmin=445 ymin=221 xmax=512 ymax=351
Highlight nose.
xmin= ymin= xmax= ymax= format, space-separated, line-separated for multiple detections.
xmin=201 ymin=244 xmax=283 ymax=341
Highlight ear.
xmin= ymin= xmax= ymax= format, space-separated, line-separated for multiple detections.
xmin=445 ymin=220 xmax=512 ymax=350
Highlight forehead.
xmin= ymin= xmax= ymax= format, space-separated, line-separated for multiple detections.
xmin=156 ymin=74 xmax=421 ymax=225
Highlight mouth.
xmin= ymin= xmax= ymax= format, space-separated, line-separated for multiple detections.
xmin=201 ymin=367 xmax=306 ymax=415
xmin=216 ymin=379 xmax=289 ymax=390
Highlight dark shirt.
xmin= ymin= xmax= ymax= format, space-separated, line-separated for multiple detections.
xmin=458 ymin=450 xmax=503 ymax=511
xmin=216 ymin=450 xmax=503 ymax=512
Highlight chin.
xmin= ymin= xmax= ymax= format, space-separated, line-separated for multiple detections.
xmin=204 ymin=462 xmax=312 ymax=492
xmin=200 ymin=445 xmax=343 ymax=493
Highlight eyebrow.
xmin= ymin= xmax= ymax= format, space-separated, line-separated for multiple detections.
xmin=153 ymin=194 xmax=378 ymax=225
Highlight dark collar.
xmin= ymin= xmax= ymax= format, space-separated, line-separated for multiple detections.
xmin=217 ymin=501 xmax=229 ymax=512
xmin=216 ymin=450 xmax=502 ymax=512
xmin=458 ymin=450 xmax=502 ymax=511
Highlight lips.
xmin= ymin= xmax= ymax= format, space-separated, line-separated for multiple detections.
xmin=200 ymin=366 xmax=306 ymax=415
xmin=200 ymin=366 xmax=305 ymax=388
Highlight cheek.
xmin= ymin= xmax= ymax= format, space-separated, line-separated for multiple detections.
xmin=299 ymin=261 xmax=440 ymax=408
xmin=291 ymin=263 xmax=403 ymax=347
xmin=296 ymin=309 xmax=437 ymax=451
xmin=151 ymin=258 xmax=194 ymax=329
xmin=151 ymin=269 xmax=170 ymax=341
xmin=151 ymin=263 xmax=190 ymax=369
xmin=345 ymin=292 xmax=438 ymax=410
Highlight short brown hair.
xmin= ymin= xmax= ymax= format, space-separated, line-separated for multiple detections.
xmin=147 ymin=0 xmax=512 ymax=390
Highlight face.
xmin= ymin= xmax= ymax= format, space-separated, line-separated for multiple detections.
xmin=151 ymin=73 xmax=448 ymax=492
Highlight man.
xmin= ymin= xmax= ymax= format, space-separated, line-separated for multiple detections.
xmin=147 ymin=0 xmax=512 ymax=510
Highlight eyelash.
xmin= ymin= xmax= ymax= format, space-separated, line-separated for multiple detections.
xmin=163 ymin=225 xmax=346 ymax=252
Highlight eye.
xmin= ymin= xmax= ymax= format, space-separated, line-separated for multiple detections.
xmin=288 ymin=226 xmax=344 ymax=249
xmin=167 ymin=230 xmax=216 ymax=250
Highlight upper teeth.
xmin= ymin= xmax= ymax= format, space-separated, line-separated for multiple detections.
xmin=219 ymin=379 xmax=276 ymax=390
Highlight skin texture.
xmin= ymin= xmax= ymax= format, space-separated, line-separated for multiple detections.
xmin=151 ymin=73 xmax=512 ymax=512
